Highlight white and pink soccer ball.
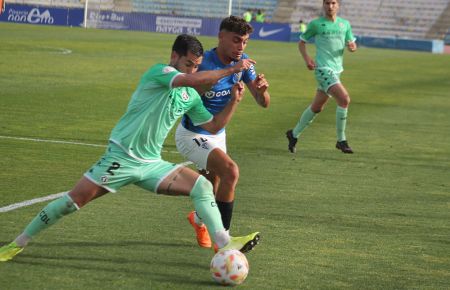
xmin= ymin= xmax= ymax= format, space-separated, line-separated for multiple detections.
xmin=210 ymin=249 xmax=249 ymax=286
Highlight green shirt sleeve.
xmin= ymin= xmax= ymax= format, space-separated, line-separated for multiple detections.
xmin=186 ymin=89 xmax=213 ymax=126
xmin=144 ymin=64 xmax=181 ymax=89
xmin=345 ymin=21 xmax=356 ymax=43
xmin=300 ymin=20 xmax=317 ymax=42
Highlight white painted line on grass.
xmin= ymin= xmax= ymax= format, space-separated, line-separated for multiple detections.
xmin=0 ymin=135 xmax=105 ymax=148
xmin=0 ymin=135 xmax=182 ymax=154
xmin=0 ymin=192 xmax=66 ymax=213
xmin=0 ymin=135 xmax=194 ymax=212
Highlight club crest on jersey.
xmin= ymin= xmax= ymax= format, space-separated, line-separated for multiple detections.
xmin=181 ymin=91 xmax=190 ymax=101
xmin=232 ymin=72 xmax=243 ymax=83
xmin=163 ymin=66 xmax=176 ymax=74
xmin=339 ymin=22 xmax=345 ymax=28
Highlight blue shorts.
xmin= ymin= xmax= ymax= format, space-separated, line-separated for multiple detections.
xmin=84 ymin=142 xmax=181 ymax=193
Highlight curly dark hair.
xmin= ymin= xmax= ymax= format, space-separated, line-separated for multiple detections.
xmin=219 ymin=15 xmax=254 ymax=36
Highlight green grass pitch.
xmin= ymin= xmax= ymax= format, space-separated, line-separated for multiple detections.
xmin=0 ymin=22 xmax=449 ymax=289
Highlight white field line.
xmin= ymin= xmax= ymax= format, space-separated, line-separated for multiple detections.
xmin=0 ymin=192 xmax=66 ymax=213
xmin=0 ymin=136 xmax=192 ymax=212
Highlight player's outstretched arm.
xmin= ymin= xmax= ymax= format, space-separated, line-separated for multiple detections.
xmin=172 ymin=59 xmax=255 ymax=88
xmin=247 ymin=73 xmax=270 ymax=108
xmin=200 ymin=82 xmax=245 ymax=134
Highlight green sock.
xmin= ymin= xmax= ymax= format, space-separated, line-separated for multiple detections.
xmin=336 ymin=106 xmax=348 ymax=141
xmin=190 ymin=176 xmax=224 ymax=239
xmin=24 ymin=194 xmax=78 ymax=238
xmin=293 ymin=105 xmax=317 ymax=137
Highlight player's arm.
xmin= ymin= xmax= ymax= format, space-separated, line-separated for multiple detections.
xmin=172 ymin=59 xmax=255 ymax=88
xmin=346 ymin=22 xmax=357 ymax=53
xmin=298 ymin=40 xmax=315 ymax=70
xmin=200 ymin=82 xmax=245 ymax=134
xmin=246 ymin=74 xmax=270 ymax=108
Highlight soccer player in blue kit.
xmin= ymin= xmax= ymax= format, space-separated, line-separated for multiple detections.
xmin=175 ymin=16 xmax=270 ymax=249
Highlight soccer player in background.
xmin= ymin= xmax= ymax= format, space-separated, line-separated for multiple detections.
xmin=0 ymin=34 xmax=260 ymax=262
xmin=286 ymin=0 xmax=357 ymax=154
xmin=175 ymin=16 xmax=270 ymax=249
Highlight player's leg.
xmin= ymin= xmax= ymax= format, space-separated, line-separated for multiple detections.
xmin=1 ymin=143 xmax=135 ymax=262
xmin=328 ymin=83 xmax=353 ymax=153
xmin=0 ymin=177 xmax=108 ymax=262
xmin=205 ymin=148 xmax=238 ymax=231
xmin=175 ymin=125 xmax=225 ymax=247
xmin=153 ymin=165 xmax=259 ymax=253
xmin=286 ymin=90 xmax=329 ymax=153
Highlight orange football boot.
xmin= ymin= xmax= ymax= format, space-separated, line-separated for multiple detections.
xmin=187 ymin=211 xmax=212 ymax=248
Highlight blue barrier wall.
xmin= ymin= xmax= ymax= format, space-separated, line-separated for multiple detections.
xmin=0 ymin=4 xmax=291 ymax=42
xmin=1 ymin=4 xmax=442 ymax=52
xmin=0 ymin=4 xmax=84 ymax=27
xmin=290 ymin=32 xmax=444 ymax=54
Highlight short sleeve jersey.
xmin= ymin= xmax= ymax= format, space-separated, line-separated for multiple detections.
xmin=300 ymin=16 xmax=355 ymax=73
xmin=181 ymin=48 xmax=257 ymax=135
xmin=109 ymin=63 xmax=213 ymax=160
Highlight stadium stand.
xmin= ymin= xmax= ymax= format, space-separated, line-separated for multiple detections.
xmin=6 ymin=0 xmax=277 ymax=20
xmin=6 ymin=0 xmax=450 ymax=40
xmin=274 ymin=0 xmax=450 ymax=40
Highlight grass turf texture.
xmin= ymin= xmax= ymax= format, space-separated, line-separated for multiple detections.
xmin=0 ymin=22 xmax=449 ymax=289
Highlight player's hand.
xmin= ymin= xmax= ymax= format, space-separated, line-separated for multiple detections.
xmin=347 ymin=41 xmax=357 ymax=52
xmin=234 ymin=58 xmax=256 ymax=73
xmin=305 ymin=56 xmax=316 ymax=70
xmin=231 ymin=82 xmax=245 ymax=103
xmin=255 ymin=73 xmax=269 ymax=92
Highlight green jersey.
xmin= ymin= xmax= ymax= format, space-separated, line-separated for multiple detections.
xmin=300 ymin=16 xmax=355 ymax=73
xmin=109 ymin=63 xmax=213 ymax=161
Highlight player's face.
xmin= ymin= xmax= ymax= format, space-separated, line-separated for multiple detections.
xmin=171 ymin=51 xmax=202 ymax=74
xmin=323 ymin=0 xmax=339 ymax=17
xmin=219 ymin=31 xmax=250 ymax=61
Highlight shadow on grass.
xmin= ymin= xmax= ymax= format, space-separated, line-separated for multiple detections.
xmin=2 ymin=239 xmax=217 ymax=287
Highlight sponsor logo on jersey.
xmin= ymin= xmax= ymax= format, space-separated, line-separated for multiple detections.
xmin=258 ymin=27 xmax=285 ymax=38
xmin=204 ymin=89 xmax=231 ymax=99
xmin=101 ymin=176 xmax=109 ymax=183
xmin=163 ymin=66 xmax=176 ymax=74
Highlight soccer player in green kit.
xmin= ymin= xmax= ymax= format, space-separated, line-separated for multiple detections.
xmin=286 ymin=0 xmax=357 ymax=154
xmin=0 ymin=34 xmax=260 ymax=262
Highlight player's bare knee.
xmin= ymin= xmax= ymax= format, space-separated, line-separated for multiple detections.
xmin=222 ymin=160 xmax=239 ymax=183
xmin=339 ymin=95 xmax=350 ymax=107
xmin=311 ymin=105 xmax=323 ymax=114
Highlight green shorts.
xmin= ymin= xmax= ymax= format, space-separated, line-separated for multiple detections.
xmin=315 ymin=67 xmax=341 ymax=94
xmin=84 ymin=142 xmax=181 ymax=193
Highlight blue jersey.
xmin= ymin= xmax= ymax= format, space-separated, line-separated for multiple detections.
xmin=181 ymin=48 xmax=257 ymax=134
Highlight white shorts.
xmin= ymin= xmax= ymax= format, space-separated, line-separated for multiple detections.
xmin=175 ymin=123 xmax=227 ymax=170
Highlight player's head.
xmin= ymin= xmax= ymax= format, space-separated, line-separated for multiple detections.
xmin=218 ymin=16 xmax=254 ymax=62
xmin=170 ymin=34 xmax=204 ymax=74
xmin=323 ymin=0 xmax=340 ymax=17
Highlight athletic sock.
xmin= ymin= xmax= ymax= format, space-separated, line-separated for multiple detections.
xmin=189 ymin=176 xmax=224 ymax=240
xmin=214 ymin=229 xmax=230 ymax=248
xmin=216 ymin=200 xmax=234 ymax=231
xmin=293 ymin=105 xmax=317 ymax=138
xmin=194 ymin=211 xmax=204 ymax=226
xmin=23 ymin=194 xmax=78 ymax=238
xmin=336 ymin=106 xmax=348 ymax=141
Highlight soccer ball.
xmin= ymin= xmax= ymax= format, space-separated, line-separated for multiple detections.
xmin=210 ymin=249 xmax=249 ymax=286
